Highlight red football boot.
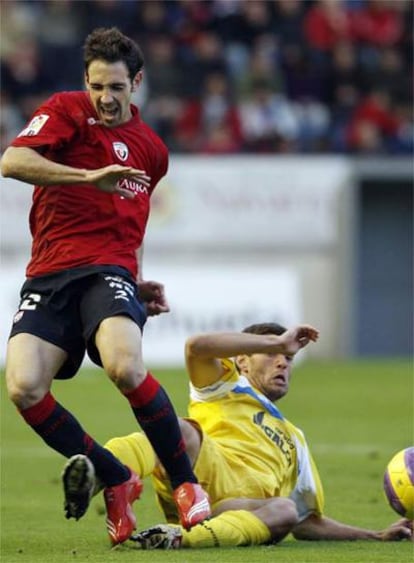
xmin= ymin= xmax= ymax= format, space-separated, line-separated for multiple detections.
xmin=104 ymin=471 xmax=143 ymax=545
xmin=173 ymin=483 xmax=211 ymax=530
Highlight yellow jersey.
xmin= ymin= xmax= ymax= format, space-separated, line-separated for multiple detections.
xmin=186 ymin=358 xmax=324 ymax=521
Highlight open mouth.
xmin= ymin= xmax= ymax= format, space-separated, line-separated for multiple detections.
xmin=100 ymin=106 xmax=119 ymax=120
xmin=273 ymin=375 xmax=286 ymax=384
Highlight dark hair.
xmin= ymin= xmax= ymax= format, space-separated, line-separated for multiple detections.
xmin=242 ymin=322 xmax=287 ymax=336
xmin=83 ymin=27 xmax=144 ymax=81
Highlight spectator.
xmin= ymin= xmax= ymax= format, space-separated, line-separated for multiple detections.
xmin=0 ymin=0 xmax=412 ymax=155
xmin=1 ymin=38 xmax=54 ymax=121
xmin=327 ymin=42 xmax=362 ymax=151
xmin=134 ymin=0 xmax=170 ymax=47
xmin=346 ymin=89 xmax=402 ymax=153
xmin=304 ymin=0 xmax=354 ymax=53
xmin=281 ymin=45 xmax=328 ymax=103
xmin=389 ymin=102 xmax=414 ymax=154
xmin=360 ymin=47 xmax=411 ymax=104
xmin=329 ymin=84 xmax=361 ymax=152
xmin=272 ymin=0 xmax=306 ymax=47
xmin=180 ymin=31 xmax=228 ymax=99
xmin=141 ymin=34 xmax=184 ymax=149
xmin=199 ymin=121 xmax=243 ymax=154
xmin=236 ymin=37 xmax=285 ymax=100
xmin=175 ymin=71 xmax=242 ymax=153
xmin=236 ymin=0 xmax=275 ymax=45
xmin=327 ymin=42 xmax=361 ymax=104
xmin=80 ymin=0 xmax=137 ymax=36
xmin=293 ymin=99 xmax=331 ymax=152
xmin=353 ymin=0 xmax=404 ymax=48
xmin=35 ymin=0 xmax=84 ymax=90
xmin=239 ymin=78 xmax=299 ymax=152
xmin=0 ymin=92 xmax=24 ymax=153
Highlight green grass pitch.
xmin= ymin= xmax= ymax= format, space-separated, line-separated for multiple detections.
xmin=1 ymin=359 xmax=413 ymax=562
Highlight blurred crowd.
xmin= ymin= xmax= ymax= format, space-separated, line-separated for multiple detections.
xmin=1 ymin=0 xmax=413 ymax=155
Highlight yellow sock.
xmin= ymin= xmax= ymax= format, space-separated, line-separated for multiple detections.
xmin=180 ymin=510 xmax=271 ymax=548
xmin=104 ymin=432 xmax=155 ymax=478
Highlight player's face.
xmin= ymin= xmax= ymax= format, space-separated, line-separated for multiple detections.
xmin=241 ymin=352 xmax=293 ymax=401
xmin=85 ymin=60 xmax=142 ymax=127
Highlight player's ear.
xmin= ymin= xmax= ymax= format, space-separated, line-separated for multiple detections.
xmin=84 ymin=72 xmax=90 ymax=88
xmin=132 ymin=71 xmax=143 ymax=92
xmin=235 ymin=354 xmax=249 ymax=375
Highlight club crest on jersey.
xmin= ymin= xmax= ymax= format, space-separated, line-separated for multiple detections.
xmin=17 ymin=114 xmax=49 ymax=137
xmin=113 ymin=142 xmax=129 ymax=162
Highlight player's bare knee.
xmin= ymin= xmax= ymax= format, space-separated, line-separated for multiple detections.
xmin=105 ymin=357 xmax=146 ymax=390
xmin=6 ymin=377 xmax=48 ymax=408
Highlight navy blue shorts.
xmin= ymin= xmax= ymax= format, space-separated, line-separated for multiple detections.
xmin=9 ymin=265 xmax=147 ymax=379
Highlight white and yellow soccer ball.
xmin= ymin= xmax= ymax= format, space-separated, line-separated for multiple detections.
xmin=383 ymin=447 xmax=414 ymax=519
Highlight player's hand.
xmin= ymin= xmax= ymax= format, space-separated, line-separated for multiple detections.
xmin=137 ymin=280 xmax=170 ymax=316
xmin=380 ymin=518 xmax=413 ymax=541
xmin=86 ymin=165 xmax=151 ymax=199
xmin=280 ymin=325 xmax=319 ymax=355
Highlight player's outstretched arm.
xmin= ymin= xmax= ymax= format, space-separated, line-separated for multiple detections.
xmin=0 ymin=146 xmax=150 ymax=199
xmin=292 ymin=513 xmax=413 ymax=541
xmin=185 ymin=325 xmax=319 ymax=388
xmin=186 ymin=325 xmax=319 ymax=360
xmin=1 ymin=146 xmax=90 ymax=185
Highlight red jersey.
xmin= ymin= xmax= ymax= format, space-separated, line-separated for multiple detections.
xmin=11 ymin=91 xmax=169 ymax=278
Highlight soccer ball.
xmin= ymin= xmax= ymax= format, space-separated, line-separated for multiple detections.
xmin=383 ymin=447 xmax=414 ymax=519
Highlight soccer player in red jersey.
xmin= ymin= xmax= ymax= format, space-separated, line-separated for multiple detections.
xmin=0 ymin=27 xmax=211 ymax=546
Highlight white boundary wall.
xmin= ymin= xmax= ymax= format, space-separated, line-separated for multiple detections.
xmin=0 ymin=156 xmax=354 ymax=366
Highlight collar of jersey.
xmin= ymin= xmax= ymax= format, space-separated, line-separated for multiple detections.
xmin=232 ymin=376 xmax=285 ymax=421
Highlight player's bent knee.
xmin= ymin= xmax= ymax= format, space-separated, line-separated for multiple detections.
xmin=6 ymin=379 xmax=49 ymax=409
xmin=104 ymin=359 xmax=146 ymax=390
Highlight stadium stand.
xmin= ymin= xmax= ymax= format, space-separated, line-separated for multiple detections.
xmin=1 ymin=0 xmax=412 ymax=154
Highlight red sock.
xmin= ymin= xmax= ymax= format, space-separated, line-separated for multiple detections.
xmin=124 ymin=372 xmax=196 ymax=489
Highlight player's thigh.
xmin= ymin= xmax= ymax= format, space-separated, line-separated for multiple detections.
xmin=6 ymin=333 xmax=68 ymax=406
xmin=9 ymin=273 xmax=86 ymax=381
xmin=95 ymin=315 xmax=145 ymax=376
xmin=192 ymin=432 xmax=248 ymax=502
xmin=80 ymin=273 xmax=147 ymax=384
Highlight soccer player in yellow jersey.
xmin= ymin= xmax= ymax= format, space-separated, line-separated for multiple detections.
xmin=64 ymin=322 xmax=413 ymax=548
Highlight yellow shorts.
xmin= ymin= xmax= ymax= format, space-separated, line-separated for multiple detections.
xmin=153 ymin=419 xmax=277 ymax=522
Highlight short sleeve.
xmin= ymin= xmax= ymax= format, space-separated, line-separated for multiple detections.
xmin=189 ymin=358 xmax=239 ymax=402
xmin=11 ymin=93 xmax=78 ymax=150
